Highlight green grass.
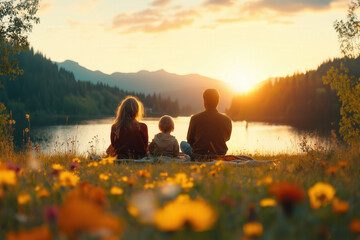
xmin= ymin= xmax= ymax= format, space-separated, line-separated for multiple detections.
xmin=0 ymin=143 xmax=359 ymax=240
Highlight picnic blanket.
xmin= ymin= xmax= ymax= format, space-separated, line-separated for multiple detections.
xmin=91 ymin=154 xmax=277 ymax=167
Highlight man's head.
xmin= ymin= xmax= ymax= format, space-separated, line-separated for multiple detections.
xmin=203 ymin=88 xmax=220 ymax=110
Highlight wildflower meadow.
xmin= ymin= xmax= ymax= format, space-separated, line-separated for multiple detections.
xmin=0 ymin=140 xmax=360 ymax=240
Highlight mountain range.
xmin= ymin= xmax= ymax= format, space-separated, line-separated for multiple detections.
xmin=56 ymin=60 xmax=235 ymax=111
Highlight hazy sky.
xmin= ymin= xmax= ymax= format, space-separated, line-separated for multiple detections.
xmin=30 ymin=0 xmax=349 ymax=92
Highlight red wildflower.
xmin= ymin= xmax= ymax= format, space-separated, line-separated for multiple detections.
xmin=269 ymin=181 xmax=305 ymax=217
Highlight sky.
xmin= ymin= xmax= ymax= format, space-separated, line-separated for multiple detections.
xmin=30 ymin=0 xmax=349 ymax=93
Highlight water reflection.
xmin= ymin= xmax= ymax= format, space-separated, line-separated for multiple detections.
xmin=31 ymin=117 xmax=330 ymax=155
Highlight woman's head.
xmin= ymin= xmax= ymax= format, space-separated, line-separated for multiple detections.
xmin=113 ymin=96 xmax=144 ymax=134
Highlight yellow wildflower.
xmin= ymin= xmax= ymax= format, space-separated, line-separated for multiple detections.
xmin=154 ymin=196 xmax=216 ymax=232
xmin=209 ymin=170 xmax=218 ymax=177
xmin=137 ymin=169 xmax=151 ymax=178
xmin=110 ymin=186 xmax=124 ymax=195
xmin=99 ymin=173 xmax=109 ymax=181
xmin=262 ymin=176 xmax=273 ymax=185
xmin=37 ymin=188 xmax=51 ymax=198
xmin=159 ymin=172 xmax=168 ymax=177
xmin=99 ymin=156 xmax=116 ymax=165
xmin=0 ymin=169 xmax=17 ymax=185
xmin=144 ymin=183 xmax=155 ymax=189
xmin=308 ymin=182 xmax=336 ymax=209
xmin=243 ymin=222 xmax=263 ymax=237
xmin=127 ymin=205 xmax=139 ymax=217
xmin=200 ymin=164 xmax=206 ymax=169
xmin=25 ymin=114 xmax=30 ymax=119
xmin=52 ymin=164 xmax=64 ymax=170
xmin=72 ymin=158 xmax=81 ymax=163
xmin=59 ymin=171 xmax=80 ymax=187
xmin=18 ymin=193 xmax=31 ymax=205
xmin=121 ymin=176 xmax=128 ymax=182
xmin=25 ymin=128 xmax=29 ymax=133
xmin=260 ymin=198 xmax=277 ymax=207
xmin=215 ymin=160 xmax=224 ymax=166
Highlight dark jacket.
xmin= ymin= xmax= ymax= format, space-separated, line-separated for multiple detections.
xmin=110 ymin=122 xmax=148 ymax=159
xmin=187 ymin=109 xmax=232 ymax=156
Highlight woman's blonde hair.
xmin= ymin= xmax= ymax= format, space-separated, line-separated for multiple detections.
xmin=113 ymin=96 xmax=144 ymax=136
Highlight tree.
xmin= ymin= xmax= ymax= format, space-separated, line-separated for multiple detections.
xmin=323 ymin=0 xmax=360 ymax=144
xmin=0 ymin=0 xmax=40 ymax=82
xmin=0 ymin=0 xmax=39 ymax=150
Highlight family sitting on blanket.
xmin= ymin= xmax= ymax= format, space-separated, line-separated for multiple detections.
xmin=106 ymin=88 xmax=232 ymax=161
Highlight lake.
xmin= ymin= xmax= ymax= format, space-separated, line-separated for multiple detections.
xmin=30 ymin=117 xmax=331 ymax=156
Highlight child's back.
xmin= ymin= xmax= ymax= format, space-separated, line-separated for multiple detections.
xmin=149 ymin=132 xmax=179 ymax=157
xmin=149 ymin=115 xmax=179 ymax=157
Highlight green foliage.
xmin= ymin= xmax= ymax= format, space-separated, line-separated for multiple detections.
xmin=323 ymin=63 xmax=360 ymax=144
xmin=0 ymin=0 xmax=40 ymax=82
xmin=0 ymin=102 xmax=13 ymax=151
xmin=322 ymin=1 xmax=360 ymax=144
xmin=334 ymin=0 xmax=360 ymax=58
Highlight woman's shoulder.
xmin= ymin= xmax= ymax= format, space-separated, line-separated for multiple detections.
xmin=138 ymin=122 xmax=148 ymax=129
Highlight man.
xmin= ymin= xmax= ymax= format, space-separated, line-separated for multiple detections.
xmin=180 ymin=89 xmax=232 ymax=161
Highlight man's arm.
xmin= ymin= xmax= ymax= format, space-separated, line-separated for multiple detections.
xmin=224 ymin=118 xmax=232 ymax=141
xmin=187 ymin=117 xmax=195 ymax=146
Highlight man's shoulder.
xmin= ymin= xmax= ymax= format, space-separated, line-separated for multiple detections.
xmin=191 ymin=111 xmax=206 ymax=118
xmin=218 ymin=112 xmax=232 ymax=123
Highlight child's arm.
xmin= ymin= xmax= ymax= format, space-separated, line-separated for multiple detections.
xmin=149 ymin=141 xmax=158 ymax=155
xmin=173 ymin=139 xmax=180 ymax=157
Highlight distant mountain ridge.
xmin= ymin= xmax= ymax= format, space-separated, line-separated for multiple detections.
xmin=56 ymin=60 xmax=235 ymax=111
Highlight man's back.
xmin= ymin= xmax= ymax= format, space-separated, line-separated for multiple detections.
xmin=187 ymin=109 xmax=232 ymax=155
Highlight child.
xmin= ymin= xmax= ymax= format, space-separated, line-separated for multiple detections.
xmin=149 ymin=115 xmax=179 ymax=157
xmin=106 ymin=96 xmax=148 ymax=159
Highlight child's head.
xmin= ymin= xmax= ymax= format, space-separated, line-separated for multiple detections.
xmin=114 ymin=96 xmax=144 ymax=130
xmin=159 ymin=115 xmax=174 ymax=133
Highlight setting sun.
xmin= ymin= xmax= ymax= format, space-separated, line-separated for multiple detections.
xmin=225 ymin=68 xmax=258 ymax=94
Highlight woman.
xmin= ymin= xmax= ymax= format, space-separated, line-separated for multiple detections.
xmin=107 ymin=96 xmax=148 ymax=159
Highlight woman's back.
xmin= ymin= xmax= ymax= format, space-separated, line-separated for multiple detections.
xmin=111 ymin=122 xmax=148 ymax=159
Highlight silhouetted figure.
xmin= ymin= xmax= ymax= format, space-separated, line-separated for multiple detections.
xmin=107 ymin=96 xmax=148 ymax=159
xmin=180 ymin=89 xmax=232 ymax=161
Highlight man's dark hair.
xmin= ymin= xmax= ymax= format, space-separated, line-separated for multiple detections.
xmin=203 ymin=89 xmax=220 ymax=109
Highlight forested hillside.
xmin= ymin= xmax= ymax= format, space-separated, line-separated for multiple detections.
xmin=57 ymin=60 xmax=234 ymax=112
xmin=0 ymin=49 xmax=183 ymax=127
xmin=227 ymin=57 xmax=360 ymax=128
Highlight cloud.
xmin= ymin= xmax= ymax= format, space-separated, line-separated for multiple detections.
xmin=110 ymin=8 xmax=199 ymax=34
xmin=215 ymin=0 xmax=345 ymax=25
xmin=204 ymin=0 xmax=235 ymax=6
xmin=150 ymin=0 xmax=174 ymax=7
xmin=38 ymin=1 xmax=53 ymax=13
xmin=73 ymin=0 xmax=103 ymax=13
xmin=243 ymin=0 xmax=337 ymax=13
xmin=108 ymin=0 xmax=345 ymax=34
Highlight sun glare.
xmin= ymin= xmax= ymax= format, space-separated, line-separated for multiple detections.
xmin=226 ymin=69 xmax=258 ymax=94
